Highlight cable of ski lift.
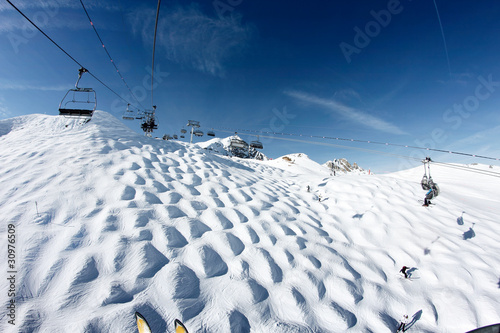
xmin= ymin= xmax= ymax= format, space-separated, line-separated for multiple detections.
xmin=150 ymin=0 xmax=162 ymax=109
xmin=6 ymin=0 xmax=140 ymax=111
xmin=430 ymin=161 xmax=500 ymax=178
xmin=79 ymin=0 xmax=147 ymax=111
xmin=208 ymin=126 xmax=500 ymax=162
xmin=220 ymin=127 xmax=500 ymax=181
xmin=214 ymin=128 xmax=422 ymax=162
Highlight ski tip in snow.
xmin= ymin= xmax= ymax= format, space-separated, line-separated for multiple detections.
xmin=175 ymin=319 xmax=189 ymax=333
xmin=135 ymin=312 xmax=152 ymax=333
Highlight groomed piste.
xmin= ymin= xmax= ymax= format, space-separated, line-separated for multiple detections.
xmin=0 ymin=111 xmax=499 ymax=332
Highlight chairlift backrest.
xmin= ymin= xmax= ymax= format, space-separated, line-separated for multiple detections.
xmin=431 ymin=182 xmax=439 ymax=197
xmin=421 ymin=175 xmax=430 ymax=190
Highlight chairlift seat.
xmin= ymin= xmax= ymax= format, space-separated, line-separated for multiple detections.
xmin=59 ymin=87 xmax=96 ymax=117
xmin=59 ymin=108 xmax=94 ymax=117
xmin=194 ymin=130 xmax=204 ymax=137
xmin=230 ymin=138 xmax=247 ymax=149
xmin=207 ymin=131 xmax=215 ymax=137
xmin=250 ymin=140 xmax=263 ymax=149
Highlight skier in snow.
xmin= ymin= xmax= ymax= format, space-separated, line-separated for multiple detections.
xmin=318 ymin=194 xmax=322 ymax=202
xmin=307 ymin=185 xmax=311 ymax=192
xmin=399 ymin=266 xmax=409 ymax=279
xmin=397 ymin=314 xmax=409 ymax=332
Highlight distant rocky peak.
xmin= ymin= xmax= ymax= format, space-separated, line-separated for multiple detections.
xmin=325 ymin=158 xmax=364 ymax=173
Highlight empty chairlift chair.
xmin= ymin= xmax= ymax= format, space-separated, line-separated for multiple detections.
xmin=421 ymin=157 xmax=432 ymax=190
xmin=122 ymin=104 xmax=135 ymax=120
xmin=194 ymin=129 xmax=204 ymax=137
xmin=421 ymin=157 xmax=440 ymax=198
xmin=250 ymin=135 xmax=263 ymax=149
xmin=59 ymin=67 xmax=96 ymax=117
xmin=207 ymin=130 xmax=215 ymax=137
xmin=230 ymin=136 xmax=247 ymax=149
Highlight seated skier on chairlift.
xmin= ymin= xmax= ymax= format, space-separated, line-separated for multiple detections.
xmin=423 ymin=180 xmax=439 ymax=207
xmin=421 ymin=157 xmax=439 ymax=207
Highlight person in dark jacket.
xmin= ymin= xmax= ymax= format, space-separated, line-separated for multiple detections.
xmin=423 ymin=188 xmax=434 ymax=206
xmin=399 ymin=266 xmax=409 ymax=279
xmin=397 ymin=314 xmax=409 ymax=332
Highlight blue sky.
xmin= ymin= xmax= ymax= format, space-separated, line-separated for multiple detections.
xmin=1 ymin=0 xmax=499 ymax=172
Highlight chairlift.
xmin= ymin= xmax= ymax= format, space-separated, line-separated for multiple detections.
xmin=250 ymin=140 xmax=263 ymax=149
xmin=180 ymin=128 xmax=187 ymax=134
xmin=122 ymin=104 xmax=135 ymax=120
xmin=230 ymin=134 xmax=247 ymax=149
xmin=194 ymin=130 xmax=204 ymax=137
xmin=421 ymin=157 xmax=439 ymax=197
xmin=173 ymin=134 xmax=178 ymax=139
xmin=59 ymin=67 xmax=96 ymax=117
xmin=421 ymin=157 xmax=433 ymax=190
xmin=207 ymin=130 xmax=215 ymax=137
xmin=141 ymin=107 xmax=158 ymax=135
xmin=250 ymin=135 xmax=263 ymax=149
xmin=187 ymin=120 xmax=200 ymax=128
xmin=141 ymin=118 xmax=158 ymax=132
xmin=180 ymin=135 xmax=185 ymax=138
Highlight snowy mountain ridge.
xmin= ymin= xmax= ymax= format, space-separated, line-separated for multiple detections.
xmin=197 ymin=135 xmax=267 ymax=160
xmin=0 ymin=111 xmax=499 ymax=332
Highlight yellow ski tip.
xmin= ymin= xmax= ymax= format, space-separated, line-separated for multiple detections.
xmin=175 ymin=319 xmax=188 ymax=333
xmin=135 ymin=312 xmax=152 ymax=333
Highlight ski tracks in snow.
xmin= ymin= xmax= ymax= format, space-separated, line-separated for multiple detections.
xmin=0 ymin=112 xmax=499 ymax=332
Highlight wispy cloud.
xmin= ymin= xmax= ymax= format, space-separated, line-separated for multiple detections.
xmin=285 ymin=90 xmax=408 ymax=135
xmin=0 ymin=81 xmax=69 ymax=91
xmin=0 ymin=0 xmax=120 ymax=32
xmin=130 ymin=3 xmax=254 ymax=77
xmin=446 ymin=126 xmax=500 ymax=159
xmin=0 ymin=0 xmax=119 ymax=12
xmin=0 ymin=98 xmax=11 ymax=119
xmin=437 ymin=72 xmax=475 ymax=86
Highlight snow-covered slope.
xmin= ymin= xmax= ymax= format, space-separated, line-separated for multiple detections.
xmin=0 ymin=112 xmax=499 ymax=332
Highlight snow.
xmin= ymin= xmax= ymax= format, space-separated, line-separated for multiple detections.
xmin=0 ymin=111 xmax=499 ymax=332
